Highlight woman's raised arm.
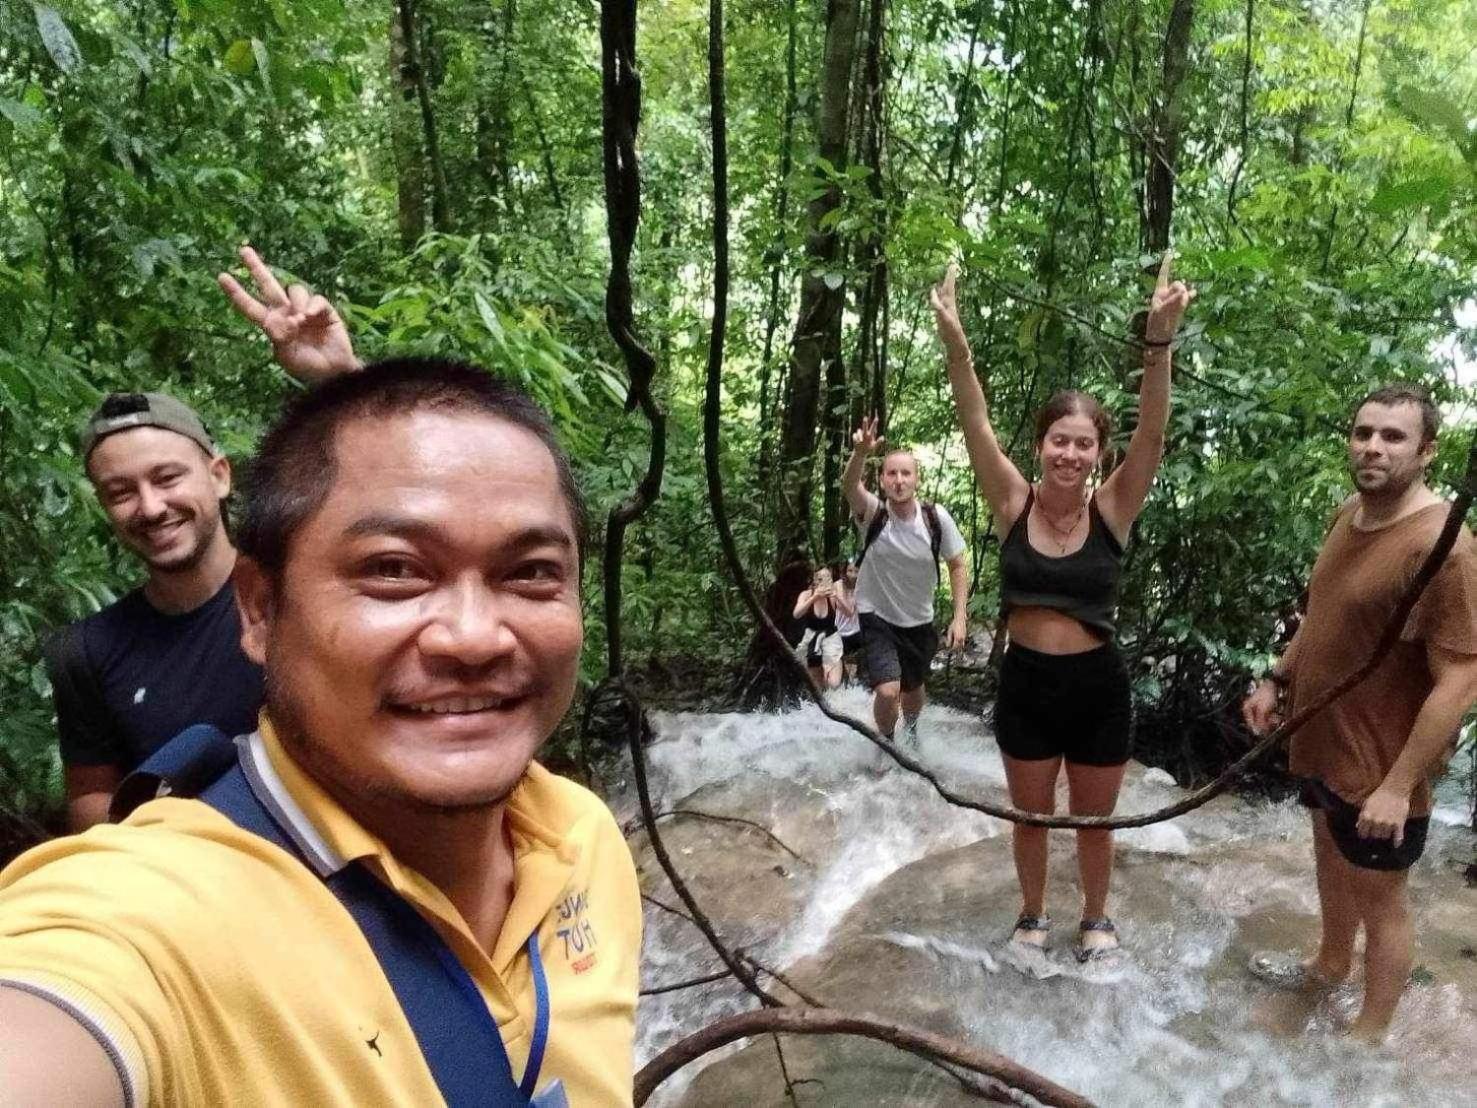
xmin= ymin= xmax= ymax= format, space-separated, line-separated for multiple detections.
xmin=934 ymin=265 xmax=1030 ymax=527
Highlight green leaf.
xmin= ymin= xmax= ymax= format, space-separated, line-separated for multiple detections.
xmin=0 ymin=97 xmax=44 ymax=129
xmin=119 ymin=36 xmax=152 ymax=78
xmin=822 ymin=272 xmax=844 ymax=291
xmin=224 ymin=39 xmax=254 ymax=76
xmin=1394 ymin=86 xmax=1472 ymax=151
xmin=1368 ymin=176 xmax=1453 ymax=215
xmin=474 ymin=292 xmax=505 ymax=342
xmin=33 ymin=6 xmax=82 ymax=74
xmin=251 ymin=38 xmax=272 ymax=96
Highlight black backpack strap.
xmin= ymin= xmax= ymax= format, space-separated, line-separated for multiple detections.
xmin=855 ymin=501 xmax=890 ymax=568
xmin=112 ymin=726 xmax=536 ymax=1107
xmin=921 ymin=502 xmax=943 ymax=582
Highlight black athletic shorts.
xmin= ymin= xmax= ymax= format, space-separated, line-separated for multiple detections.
xmin=1299 ymin=777 xmax=1429 ymax=871
xmin=860 ymin=613 xmax=937 ymax=693
xmin=841 ymin=631 xmax=864 ymax=659
xmin=994 ymin=641 xmax=1132 ymax=766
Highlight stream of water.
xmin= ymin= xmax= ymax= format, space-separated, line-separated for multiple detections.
xmin=614 ymin=689 xmax=1477 ymax=1106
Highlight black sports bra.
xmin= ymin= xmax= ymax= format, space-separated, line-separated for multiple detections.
xmin=999 ymin=488 xmax=1124 ymax=639
xmin=801 ymin=603 xmax=837 ymax=636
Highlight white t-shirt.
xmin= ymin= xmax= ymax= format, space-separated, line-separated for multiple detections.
xmin=853 ymin=496 xmax=966 ymax=628
xmin=834 ymin=585 xmax=861 ymax=637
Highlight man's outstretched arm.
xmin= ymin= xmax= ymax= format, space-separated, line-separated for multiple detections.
xmin=944 ymin=553 xmax=969 ymax=650
xmin=0 ymin=987 xmax=126 ymax=1107
xmin=843 ymin=416 xmax=882 ymax=524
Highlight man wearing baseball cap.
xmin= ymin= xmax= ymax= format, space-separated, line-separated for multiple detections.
xmin=48 ymin=248 xmax=357 ymax=830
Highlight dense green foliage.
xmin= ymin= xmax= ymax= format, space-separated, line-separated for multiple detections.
xmin=3 ymin=0 xmax=1476 ymax=834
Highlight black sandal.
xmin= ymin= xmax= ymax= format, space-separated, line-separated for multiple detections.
xmin=1076 ymin=917 xmax=1118 ymax=963
xmin=1009 ymin=914 xmax=1052 ymax=948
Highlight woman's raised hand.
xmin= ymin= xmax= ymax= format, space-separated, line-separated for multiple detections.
xmin=929 ymin=262 xmax=969 ymax=358
xmin=218 ymin=246 xmax=359 ymax=383
xmin=1146 ymin=250 xmax=1196 ymax=344
xmin=852 ymin=414 xmax=885 ymax=454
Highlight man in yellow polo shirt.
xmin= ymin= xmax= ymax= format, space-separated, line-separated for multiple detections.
xmin=0 ymin=357 xmax=641 ymax=1105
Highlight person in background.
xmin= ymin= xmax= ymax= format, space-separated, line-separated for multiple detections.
xmin=936 ymin=256 xmax=1192 ymax=961
xmin=793 ymin=566 xmax=850 ymax=689
xmin=1243 ymin=384 xmax=1477 ymax=1044
xmin=842 ymin=424 xmax=969 ymax=747
xmin=47 ymin=247 xmax=357 ymax=830
xmin=834 ymin=561 xmax=864 ymax=685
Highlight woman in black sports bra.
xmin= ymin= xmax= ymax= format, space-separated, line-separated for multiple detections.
xmin=793 ymin=566 xmax=851 ymax=689
xmin=933 ymin=257 xmax=1194 ymax=962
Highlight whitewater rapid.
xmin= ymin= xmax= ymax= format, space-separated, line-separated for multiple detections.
xmin=612 ymin=689 xmax=1477 ymax=1106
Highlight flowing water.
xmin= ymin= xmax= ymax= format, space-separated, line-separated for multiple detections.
xmin=612 ymin=689 xmax=1477 ymax=1107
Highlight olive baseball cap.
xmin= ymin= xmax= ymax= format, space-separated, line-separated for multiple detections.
xmin=80 ymin=391 xmax=218 ymax=461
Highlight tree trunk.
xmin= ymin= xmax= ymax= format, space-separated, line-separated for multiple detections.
xmin=396 ymin=0 xmax=451 ymax=234
xmin=820 ymin=311 xmax=847 ymax=562
xmin=474 ymin=0 xmax=516 ymax=219
xmin=852 ymin=0 xmax=889 ymax=434
xmin=1141 ymin=0 xmax=1195 ymax=254
xmin=390 ymin=3 xmax=426 ymax=249
xmin=756 ymin=0 xmax=801 ymax=501
xmin=773 ymin=0 xmax=863 ymax=568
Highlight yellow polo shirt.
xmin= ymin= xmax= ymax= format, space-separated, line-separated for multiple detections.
xmin=0 ymin=722 xmax=641 ymax=1105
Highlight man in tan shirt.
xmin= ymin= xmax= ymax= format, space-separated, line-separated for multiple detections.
xmin=1243 ymin=384 xmax=1477 ymax=1043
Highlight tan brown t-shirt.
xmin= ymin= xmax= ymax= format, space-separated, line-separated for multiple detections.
xmin=1288 ymin=500 xmax=1477 ymax=816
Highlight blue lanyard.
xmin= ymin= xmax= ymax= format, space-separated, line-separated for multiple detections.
xmin=522 ymin=934 xmax=551 ymax=1099
xmin=428 ymin=929 xmax=551 ymax=1100
xmin=430 ymin=930 xmax=551 ymax=1100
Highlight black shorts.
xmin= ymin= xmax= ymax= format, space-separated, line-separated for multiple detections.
xmin=994 ymin=641 xmax=1132 ymax=766
xmin=841 ymin=631 xmax=864 ymax=659
xmin=860 ymin=613 xmax=937 ymax=693
xmin=1299 ymin=778 xmax=1429 ymax=871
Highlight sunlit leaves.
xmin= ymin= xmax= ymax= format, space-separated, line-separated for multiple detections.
xmin=33 ymin=5 xmax=82 ymax=74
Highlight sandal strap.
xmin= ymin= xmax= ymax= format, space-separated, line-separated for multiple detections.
xmin=1079 ymin=917 xmax=1116 ymax=934
xmin=1013 ymin=914 xmax=1052 ymax=932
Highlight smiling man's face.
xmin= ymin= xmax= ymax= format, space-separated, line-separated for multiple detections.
xmin=237 ymin=409 xmax=583 ymax=814
xmin=88 ymin=426 xmax=230 ymax=575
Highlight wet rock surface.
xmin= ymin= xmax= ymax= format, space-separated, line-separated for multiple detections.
xmin=617 ymin=691 xmax=1477 ymax=1106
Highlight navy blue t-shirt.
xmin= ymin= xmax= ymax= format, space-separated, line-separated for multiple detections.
xmin=48 ymin=579 xmax=265 ymax=773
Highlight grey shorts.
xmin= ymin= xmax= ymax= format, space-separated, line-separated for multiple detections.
xmin=860 ymin=613 xmax=937 ymax=692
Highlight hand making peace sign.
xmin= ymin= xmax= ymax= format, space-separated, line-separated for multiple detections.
xmin=217 ymin=246 xmax=360 ymax=384
xmin=852 ymin=414 xmax=885 ymax=455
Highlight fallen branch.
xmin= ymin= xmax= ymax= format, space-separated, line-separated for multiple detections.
xmin=640 ymin=969 xmax=734 ymax=998
xmin=634 ymin=808 xmax=808 ymax=863
xmin=633 ymin=1006 xmax=1095 ymax=1108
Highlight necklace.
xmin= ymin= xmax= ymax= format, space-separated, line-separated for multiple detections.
xmin=1033 ymin=484 xmax=1088 ymax=554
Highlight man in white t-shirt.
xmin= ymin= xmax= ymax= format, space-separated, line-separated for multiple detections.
xmin=842 ymin=417 xmax=969 ymax=744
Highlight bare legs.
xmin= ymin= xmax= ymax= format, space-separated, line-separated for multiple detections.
xmin=1002 ymin=755 xmax=1126 ymax=947
xmin=873 ymin=680 xmax=901 ymax=737
xmin=1065 ymin=761 xmax=1128 ymax=921
xmin=1307 ymin=812 xmax=1414 ymax=1042
xmin=1003 ymin=753 xmax=1061 ymax=944
xmin=900 ymin=684 xmax=925 ymax=730
xmin=873 ymin=682 xmax=925 ymax=737
xmin=1309 ymin=812 xmax=1358 ymax=983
